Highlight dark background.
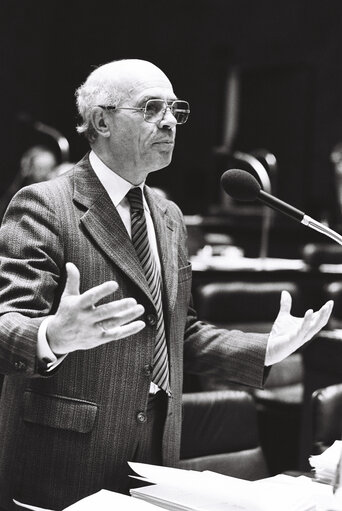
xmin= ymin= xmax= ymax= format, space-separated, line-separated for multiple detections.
xmin=2 ymin=0 xmax=342 ymax=255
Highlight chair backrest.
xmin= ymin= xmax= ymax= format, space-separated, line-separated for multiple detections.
xmin=311 ymin=383 xmax=342 ymax=455
xmin=191 ymin=279 xmax=304 ymax=398
xmin=195 ymin=281 xmax=299 ymax=331
xmin=180 ymin=390 xmax=269 ymax=480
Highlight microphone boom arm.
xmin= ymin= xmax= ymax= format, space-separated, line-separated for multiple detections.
xmin=302 ymin=216 xmax=342 ymax=246
xmin=259 ymin=190 xmax=342 ymax=245
xmin=258 ymin=190 xmax=304 ymax=222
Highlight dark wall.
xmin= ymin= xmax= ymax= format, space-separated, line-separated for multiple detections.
xmin=2 ymin=0 xmax=342 ymax=219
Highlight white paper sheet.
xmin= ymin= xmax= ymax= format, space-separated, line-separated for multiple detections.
xmin=129 ymin=463 xmax=318 ymax=511
xmin=63 ymin=489 xmax=160 ymax=510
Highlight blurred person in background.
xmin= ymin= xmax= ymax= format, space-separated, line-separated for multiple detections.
xmin=0 ymin=145 xmax=58 ymax=221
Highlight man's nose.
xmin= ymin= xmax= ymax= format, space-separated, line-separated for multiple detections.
xmin=158 ymin=107 xmax=177 ymax=129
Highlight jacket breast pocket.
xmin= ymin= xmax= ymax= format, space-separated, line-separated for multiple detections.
xmin=23 ymin=390 xmax=98 ymax=433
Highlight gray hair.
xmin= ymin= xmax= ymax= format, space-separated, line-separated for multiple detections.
xmin=75 ymin=62 xmax=123 ymax=143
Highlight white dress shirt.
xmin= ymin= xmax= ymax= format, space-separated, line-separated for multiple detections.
xmin=37 ymin=151 xmax=162 ymax=393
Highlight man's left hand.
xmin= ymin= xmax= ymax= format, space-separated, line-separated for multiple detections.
xmin=265 ymin=290 xmax=334 ymax=366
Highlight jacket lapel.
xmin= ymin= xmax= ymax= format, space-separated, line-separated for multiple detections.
xmin=73 ymin=156 xmax=154 ymax=303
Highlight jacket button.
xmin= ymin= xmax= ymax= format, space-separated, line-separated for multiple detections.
xmin=14 ymin=360 xmax=26 ymax=371
xmin=143 ymin=364 xmax=152 ymax=376
xmin=146 ymin=314 xmax=157 ymax=326
xmin=137 ymin=412 xmax=147 ymax=423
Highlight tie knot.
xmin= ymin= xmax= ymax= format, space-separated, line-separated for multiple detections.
xmin=127 ymin=187 xmax=144 ymax=211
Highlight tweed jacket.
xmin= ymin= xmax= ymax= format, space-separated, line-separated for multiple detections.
xmin=0 ymin=155 xmax=268 ymax=510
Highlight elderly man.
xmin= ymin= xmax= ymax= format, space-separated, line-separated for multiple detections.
xmin=0 ymin=59 xmax=333 ymax=510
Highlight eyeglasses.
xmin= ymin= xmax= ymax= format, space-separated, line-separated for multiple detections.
xmin=98 ymin=99 xmax=190 ymax=125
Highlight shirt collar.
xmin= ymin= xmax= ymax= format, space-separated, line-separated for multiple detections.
xmin=89 ymin=150 xmax=146 ymax=208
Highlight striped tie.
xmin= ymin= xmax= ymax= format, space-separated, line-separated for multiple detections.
xmin=126 ymin=187 xmax=170 ymax=395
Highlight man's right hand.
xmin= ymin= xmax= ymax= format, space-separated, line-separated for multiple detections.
xmin=46 ymin=262 xmax=146 ymax=356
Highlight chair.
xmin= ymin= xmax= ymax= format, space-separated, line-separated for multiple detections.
xmin=311 ymin=383 xmax=342 ymax=455
xmin=189 ymin=281 xmax=304 ymax=474
xmin=194 ymin=281 xmax=301 ymax=332
xmin=180 ymin=390 xmax=269 ymax=481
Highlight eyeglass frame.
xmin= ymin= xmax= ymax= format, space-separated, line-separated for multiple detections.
xmin=97 ymin=98 xmax=190 ymax=125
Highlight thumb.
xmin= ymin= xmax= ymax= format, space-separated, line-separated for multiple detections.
xmin=279 ymin=290 xmax=292 ymax=313
xmin=63 ymin=262 xmax=80 ymax=297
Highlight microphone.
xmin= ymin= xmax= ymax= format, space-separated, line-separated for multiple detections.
xmin=221 ymin=168 xmax=342 ymax=246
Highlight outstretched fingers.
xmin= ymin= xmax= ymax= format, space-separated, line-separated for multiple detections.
xmin=99 ymin=319 xmax=146 ymax=342
xmin=299 ymin=307 xmax=314 ymax=338
xmin=279 ymin=290 xmax=292 ymax=314
xmin=303 ymin=300 xmax=334 ymax=341
xmin=63 ymin=262 xmax=81 ymax=296
xmin=94 ymin=298 xmax=145 ymax=330
xmin=80 ymin=280 xmax=119 ymax=309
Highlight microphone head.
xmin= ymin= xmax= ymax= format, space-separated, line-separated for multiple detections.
xmin=221 ymin=169 xmax=261 ymax=201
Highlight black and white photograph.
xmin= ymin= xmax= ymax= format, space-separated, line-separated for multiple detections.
xmin=1 ymin=1 xmax=342 ymax=509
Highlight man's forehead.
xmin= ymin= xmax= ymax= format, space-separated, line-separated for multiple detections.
xmin=110 ymin=60 xmax=174 ymax=97
xmin=128 ymin=84 xmax=176 ymax=103
xmin=128 ymin=78 xmax=174 ymax=95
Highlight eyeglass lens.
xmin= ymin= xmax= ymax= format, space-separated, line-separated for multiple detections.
xmin=145 ymin=100 xmax=190 ymax=124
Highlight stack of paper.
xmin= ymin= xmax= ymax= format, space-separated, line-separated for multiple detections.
xmin=15 ymin=490 xmax=160 ymax=511
xmin=62 ymin=489 xmax=160 ymax=510
xmin=309 ymin=440 xmax=342 ymax=485
xmin=129 ymin=462 xmax=324 ymax=511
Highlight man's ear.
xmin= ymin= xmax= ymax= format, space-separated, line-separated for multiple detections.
xmin=90 ymin=107 xmax=111 ymax=138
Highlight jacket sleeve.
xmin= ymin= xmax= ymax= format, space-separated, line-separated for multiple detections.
xmin=172 ymin=208 xmax=269 ymax=389
xmin=183 ymin=300 xmax=269 ymax=389
xmin=0 ymin=184 xmax=64 ymax=376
